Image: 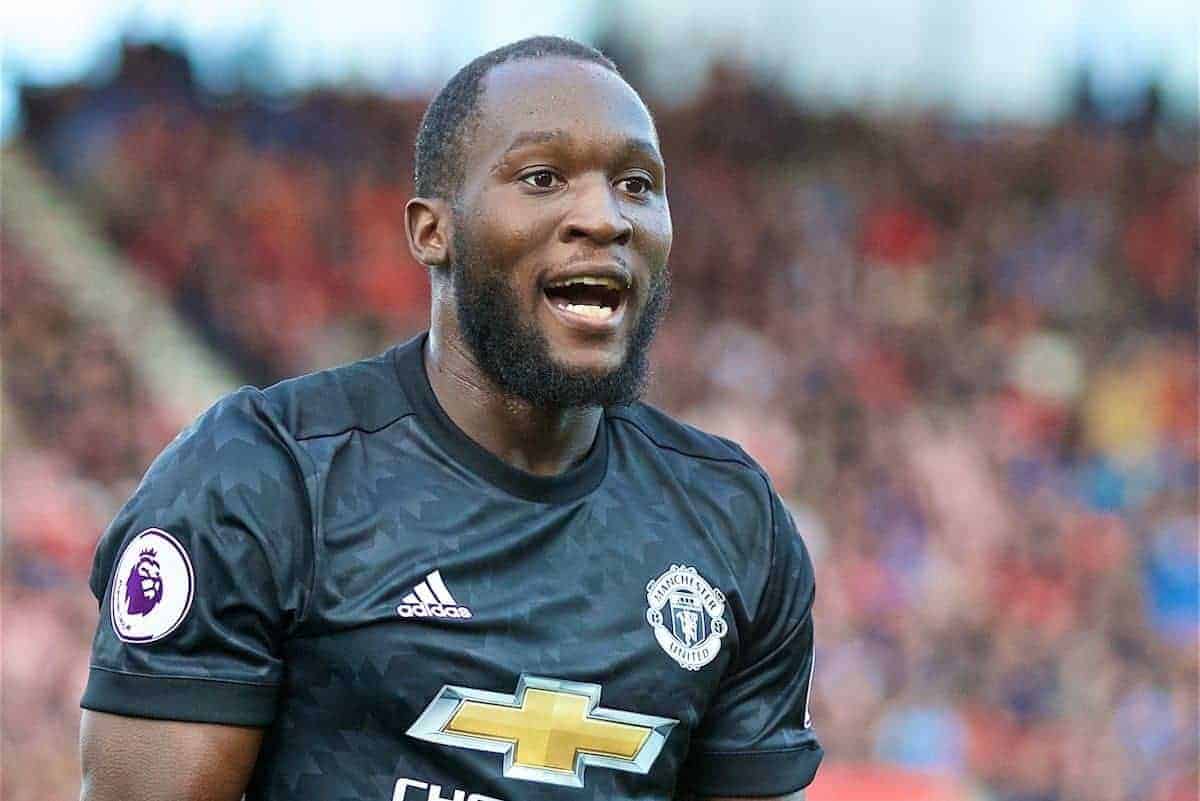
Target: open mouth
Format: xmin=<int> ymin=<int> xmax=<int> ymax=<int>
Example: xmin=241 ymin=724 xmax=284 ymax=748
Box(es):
xmin=543 ymin=275 xmax=627 ymax=324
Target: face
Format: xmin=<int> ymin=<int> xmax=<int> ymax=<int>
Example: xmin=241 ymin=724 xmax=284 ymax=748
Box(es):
xmin=449 ymin=57 xmax=673 ymax=408
xmin=138 ymin=559 xmax=161 ymax=593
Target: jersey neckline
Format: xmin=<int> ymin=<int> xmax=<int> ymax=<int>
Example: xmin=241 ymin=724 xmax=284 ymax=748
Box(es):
xmin=393 ymin=332 xmax=609 ymax=505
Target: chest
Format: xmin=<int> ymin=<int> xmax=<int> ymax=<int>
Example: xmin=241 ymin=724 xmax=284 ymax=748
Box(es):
xmin=311 ymin=479 xmax=740 ymax=698
xmin=282 ymin=459 xmax=750 ymax=785
xmin=270 ymin=433 xmax=771 ymax=797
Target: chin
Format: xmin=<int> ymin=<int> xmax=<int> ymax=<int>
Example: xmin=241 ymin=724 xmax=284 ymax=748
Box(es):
xmin=544 ymin=335 xmax=628 ymax=376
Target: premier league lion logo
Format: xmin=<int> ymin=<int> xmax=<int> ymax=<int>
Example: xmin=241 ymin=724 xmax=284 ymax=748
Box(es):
xmin=125 ymin=548 xmax=164 ymax=615
xmin=111 ymin=528 xmax=194 ymax=644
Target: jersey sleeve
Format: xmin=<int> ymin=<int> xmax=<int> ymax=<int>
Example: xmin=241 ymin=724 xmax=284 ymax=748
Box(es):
xmin=80 ymin=387 xmax=312 ymax=727
xmin=678 ymin=490 xmax=823 ymax=797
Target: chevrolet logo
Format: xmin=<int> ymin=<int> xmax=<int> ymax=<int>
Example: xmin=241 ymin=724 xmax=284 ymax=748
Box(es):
xmin=407 ymin=675 xmax=678 ymax=787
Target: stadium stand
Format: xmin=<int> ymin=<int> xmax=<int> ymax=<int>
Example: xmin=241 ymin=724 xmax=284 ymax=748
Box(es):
xmin=4 ymin=42 xmax=1197 ymax=801
xmin=4 ymin=149 xmax=241 ymax=423
xmin=2 ymin=236 xmax=184 ymax=801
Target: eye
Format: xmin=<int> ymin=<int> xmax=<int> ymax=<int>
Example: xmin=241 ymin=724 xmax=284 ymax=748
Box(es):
xmin=617 ymin=175 xmax=653 ymax=196
xmin=519 ymin=169 xmax=563 ymax=190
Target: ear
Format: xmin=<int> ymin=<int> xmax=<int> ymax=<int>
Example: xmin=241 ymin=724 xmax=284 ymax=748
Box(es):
xmin=405 ymin=196 xmax=453 ymax=268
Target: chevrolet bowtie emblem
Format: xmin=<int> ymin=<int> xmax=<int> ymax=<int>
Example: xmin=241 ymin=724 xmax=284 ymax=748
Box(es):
xmin=407 ymin=675 xmax=678 ymax=787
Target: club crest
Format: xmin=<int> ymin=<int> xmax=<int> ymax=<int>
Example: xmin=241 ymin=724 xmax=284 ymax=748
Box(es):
xmin=110 ymin=528 xmax=194 ymax=644
xmin=645 ymin=565 xmax=727 ymax=671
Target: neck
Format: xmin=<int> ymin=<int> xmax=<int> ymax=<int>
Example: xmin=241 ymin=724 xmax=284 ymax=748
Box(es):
xmin=424 ymin=327 xmax=602 ymax=478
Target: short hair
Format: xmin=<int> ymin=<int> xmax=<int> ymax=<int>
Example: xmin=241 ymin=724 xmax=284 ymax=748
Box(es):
xmin=414 ymin=36 xmax=620 ymax=202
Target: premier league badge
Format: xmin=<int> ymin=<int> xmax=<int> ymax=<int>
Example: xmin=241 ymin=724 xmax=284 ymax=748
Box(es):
xmin=645 ymin=565 xmax=728 ymax=671
xmin=110 ymin=528 xmax=194 ymax=644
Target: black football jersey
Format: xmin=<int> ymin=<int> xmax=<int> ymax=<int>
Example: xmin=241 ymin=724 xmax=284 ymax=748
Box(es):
xmin=82 ymin=333 xmax=822 ymax=800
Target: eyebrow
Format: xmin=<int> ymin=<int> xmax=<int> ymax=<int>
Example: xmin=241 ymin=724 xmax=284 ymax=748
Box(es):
xmin=501 ymin=129 xmax=568 ymax=156
xmin=498 ymin=129 xmax=664 ymax=166
xmin=617 ymin=137 xmax=665 ymax=165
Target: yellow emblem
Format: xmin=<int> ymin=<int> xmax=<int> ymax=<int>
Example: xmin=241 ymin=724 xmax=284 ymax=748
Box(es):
xmin=407 ymin=675 xmax=677 ymax=787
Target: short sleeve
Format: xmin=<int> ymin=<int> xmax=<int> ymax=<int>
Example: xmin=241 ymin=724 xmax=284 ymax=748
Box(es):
xmin=679 ymin=491 xmax=823 ymax=796
xmin=80 ymin=387 xmax=312 ymax=727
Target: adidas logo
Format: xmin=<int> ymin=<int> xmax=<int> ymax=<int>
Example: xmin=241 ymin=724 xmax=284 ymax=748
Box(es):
xmin=396 ymin=570 xmax=472 ymax=619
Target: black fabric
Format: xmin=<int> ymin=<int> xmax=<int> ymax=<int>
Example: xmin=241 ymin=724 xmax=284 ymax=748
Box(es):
xmin=677 ymin=743 xmax=824 ymax=796
xmin=81 ymin=667 xmax=279 ymax=726
xmin=676 ymin=495 xmax=822 ymax=796
xmin=82 ymin=334 xmax=822 ymax=799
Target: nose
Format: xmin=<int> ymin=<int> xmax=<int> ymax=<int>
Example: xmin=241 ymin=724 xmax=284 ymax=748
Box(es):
xmin=559 ymin=175 xmax=632 ymax=247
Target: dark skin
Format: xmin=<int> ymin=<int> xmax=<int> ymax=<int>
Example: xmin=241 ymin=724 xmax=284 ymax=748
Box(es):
xmin=80 ymin=58 xmax=803 ymax=801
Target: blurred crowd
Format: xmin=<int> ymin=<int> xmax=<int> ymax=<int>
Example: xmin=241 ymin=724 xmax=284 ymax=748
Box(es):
xmin=2 ymin=238 xmax=179 ymax=796
xmin=5 ymin=43 xmax=1198 ymax=801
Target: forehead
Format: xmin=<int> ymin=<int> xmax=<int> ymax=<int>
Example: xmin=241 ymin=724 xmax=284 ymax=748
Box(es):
xmin=469 ymin=57 xmax=659 ymax=164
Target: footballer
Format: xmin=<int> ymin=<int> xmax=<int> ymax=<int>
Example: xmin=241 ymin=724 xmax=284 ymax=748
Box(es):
xmin=80 ymin=36 xmax=822 ymax=800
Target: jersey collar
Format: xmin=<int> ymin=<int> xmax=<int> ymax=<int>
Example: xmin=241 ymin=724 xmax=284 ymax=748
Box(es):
xmin=395 ymin=333 xmax=609 ymax=505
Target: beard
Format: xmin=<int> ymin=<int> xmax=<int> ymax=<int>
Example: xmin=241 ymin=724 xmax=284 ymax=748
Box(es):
xmin=451 ymin=230 xmax=670 ymax=410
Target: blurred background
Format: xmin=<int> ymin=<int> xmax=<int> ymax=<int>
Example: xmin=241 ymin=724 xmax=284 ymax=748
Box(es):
xmin=1 ymin=2 xmax=1197 ymax=800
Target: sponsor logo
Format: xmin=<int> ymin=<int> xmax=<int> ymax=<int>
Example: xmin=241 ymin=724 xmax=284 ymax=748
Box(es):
xmin=407 ymin=675 xmax=677 ymax=788
xmin=397 ymin=570 xmax=472 ymax=619
xmin=645 ymin=564 xmax=728 ymax=670
xmin=392 ymin=778 xmax=504 ymax=801
xmin=395 ymin=602 xmax=472 ymax=619
xmin=110 ymin=528 xmax=194 ymax=644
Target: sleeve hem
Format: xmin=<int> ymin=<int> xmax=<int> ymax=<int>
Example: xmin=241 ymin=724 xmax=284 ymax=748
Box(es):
xmin=678 ymin=743 xmax=823 ymax=796
xmin=80 ymin=666 xmax=278 ymax=726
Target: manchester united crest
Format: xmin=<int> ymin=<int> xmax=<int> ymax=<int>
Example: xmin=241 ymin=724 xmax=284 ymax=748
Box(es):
xmin=645 ymin=564 xmax=728 ymax=671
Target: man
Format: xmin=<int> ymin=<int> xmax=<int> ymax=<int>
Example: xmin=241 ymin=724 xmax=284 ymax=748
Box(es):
xmin=80 ymin=36 xmax=822 ymax=801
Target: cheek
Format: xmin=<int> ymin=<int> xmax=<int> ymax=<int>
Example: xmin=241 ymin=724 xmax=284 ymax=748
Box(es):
xmin=638 ymin=207 xmax=673 ymax=267
xmin=463 ymin=202 xmax=557 ymax=305
xmin=465 ymin=194 xmax=553 ymax=264
xmin=479 ymin=222 xmax=535 ymax=259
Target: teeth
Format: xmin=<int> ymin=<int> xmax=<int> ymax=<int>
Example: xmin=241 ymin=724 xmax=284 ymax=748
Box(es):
xmin=550 ymin=276 xmax=624 ymax=290
xmin=564 ymin=303 xmax=615 ymax=319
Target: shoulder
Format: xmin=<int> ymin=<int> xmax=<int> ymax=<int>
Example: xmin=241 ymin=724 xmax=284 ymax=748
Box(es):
xmin=606 ymin=401 xmax=777 ymax=537
xmin=129 ymin=385 xmax=311 ymax=533
xmin=607 ymin=402 xmax=802 ymax=601
xmin=606 ymin=401 xmax=767 ymax=481
xmin=92 ymin=384 xmax=316 ymax=605
xmin=149 ymin=385 xmax=293 ymax=484
xmin=609 ymin=398 xmax=768 ymax=491
xmin=258 ymin=347 xmax=414 ymax=442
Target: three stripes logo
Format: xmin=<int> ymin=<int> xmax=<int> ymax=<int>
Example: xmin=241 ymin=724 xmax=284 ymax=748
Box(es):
xmin=397 ymin=570 xmax=473 ymax=620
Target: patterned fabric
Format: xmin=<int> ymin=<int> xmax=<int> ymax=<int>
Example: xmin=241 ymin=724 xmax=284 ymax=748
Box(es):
xmin=82 ymin=333 xmax=821 ymax=799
